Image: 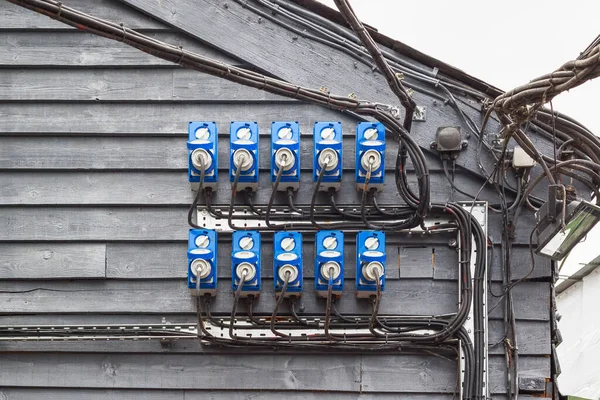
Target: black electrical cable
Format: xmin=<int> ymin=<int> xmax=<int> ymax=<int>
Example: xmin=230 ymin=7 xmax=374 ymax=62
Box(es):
xmin=265 ymin=162 xmax=285 ymax=229
xmin=329 ymin=188 xmax=362 ymax=219
xmin=310 ymin=159 xmax=331 ymax=229
xmin=247 ymin=295 xmax=265 ymax=326
xmin=244 ymin=188 xmax=262 ymax=216
xmin=286 ymin=187 xmax=304 ymax=215
xmin=227 ymin=159 xmax=244 ymax=231
xmin=270 ymin=270 xmax=291 ymax=338
xmin=187 ymin=161 xmax=205 ymax=228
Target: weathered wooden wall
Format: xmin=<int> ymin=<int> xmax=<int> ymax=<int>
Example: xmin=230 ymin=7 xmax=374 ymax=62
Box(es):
xmin=0 ymin=0 xmax=555 ymax=398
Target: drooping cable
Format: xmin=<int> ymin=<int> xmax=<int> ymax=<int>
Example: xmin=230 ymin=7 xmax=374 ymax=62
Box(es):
xmin=187 ymin=161 xmax=205 ymax=228
xmin=270 ymin=270 xmax=291 ymax=338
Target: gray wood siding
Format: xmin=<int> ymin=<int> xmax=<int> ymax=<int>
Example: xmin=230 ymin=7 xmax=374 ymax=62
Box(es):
xmin=0 ymin=0 xmax=555 ymax=398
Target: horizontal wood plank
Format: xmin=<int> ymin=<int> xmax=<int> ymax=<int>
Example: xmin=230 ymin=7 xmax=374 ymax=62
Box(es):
xmin=0 ymin=278 xmax=549 ymax=320
xmin=0 ymin=353 xmax=361 ymax=392
xmin=0 ymin=103 xmax=357 ymax=135
xmin=0 ymin=68 xmax=291 ymax=101
xmin=0 ymin=69 xmax=287 ymax=101
xmin=488 ymin=282 xmax=550 ymax=321
xmin=0 ymin=388 xmax=456 ymax=400
xmin=0 ymin=0 xmax=169 ymax=30
xmin=0 ymin=31 xmax=236 ymax=67
xmin=489 ymin=355 xmax=551 ymax=394
xmin=488 ymin=320 xmax=550 ymax=355
xmin=0 ymin=278 xmax=459 ymax=316
xmin=0 ymin=207 xmax=188 ymax=241
xmin=0 ymin=243 xmax=106 ymax=279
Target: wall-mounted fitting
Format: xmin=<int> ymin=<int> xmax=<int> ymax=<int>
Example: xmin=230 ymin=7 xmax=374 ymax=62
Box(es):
xmin=430 ymin=126 xmax=467 ymax=159
xmin=231 ymin=231 xmax=261 ymax=296
xmin=315 ymin=230 xmax=344 ymax=297
xmin=187 ymin=122 xmax=218 ymax=190
xmin=230 ymin=122 xmax=259 ymax=191
xmin=313 ymin=122 xmax=343 ymax=191
xmin=535 ymin=189 xmax=600 ymax=261
xmin=355 ymin=122 xmax=386 ymax=191
xmin=512 ymin=146 xmax=536 ymax=168
xmin=271 ymin=122 xmax=300 ymax=191
xmin=356 ymin=231 xmax=386 ymax=298
xmin=273 ymin=231 xmax=303 ymax=297
xmin=412 ymin=105 xmax=427 ymax=121
xmin=187 ymin=229 xmax=218 ymax=296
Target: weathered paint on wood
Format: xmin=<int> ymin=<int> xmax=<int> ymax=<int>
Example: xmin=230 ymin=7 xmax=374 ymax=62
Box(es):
xmin=0 ymin=0 xmax=558 ymax=396
xmin=0 ymin=68 xmax=288 ymax=101
xmin=0 ymin=0 xmax=169 ymax=30
xmin=0 ymin=103 xmax=358 ymax=135
xmin=489 ymin=356 xmax=551 ymax=394
xmin=0 ymin=278 xmax=459 ymax=315
xmin=0 ymin=353 xmax=362 ymax=391
xmin=0 ymin=389 xmax=456 ymax=400
xmin=0 ymin=278 xmax=548 ymax=320
xmin=0 ymin=32 xmax=237 ymax=66
xmin=0 ymin=243 xmax=106 ymax=279
xmin=488 ymin=282 xmax=550 ymax=321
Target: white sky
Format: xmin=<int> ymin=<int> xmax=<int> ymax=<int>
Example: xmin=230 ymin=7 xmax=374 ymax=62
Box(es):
xmin=318 ymin=0 xmax=600 ymax=134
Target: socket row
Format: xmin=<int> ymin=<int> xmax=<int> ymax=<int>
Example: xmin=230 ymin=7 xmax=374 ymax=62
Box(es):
xmin=188 ymin=229 xmax=386 ymax=299
xmin=187 ymin=121 xmax=386 ymax=193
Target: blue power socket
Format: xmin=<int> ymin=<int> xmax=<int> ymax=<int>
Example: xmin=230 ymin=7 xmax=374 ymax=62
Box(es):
xmin=271 ymin=122 xmax=300 ymax=191
xmin=355 ymin=122 xmax=386 ymax=191
xmin=187 ymin=229 xmax=218 ymax=296
xmin=273 ymin=231 xmax=303 ymax=297
xmin=231 ymin=231 xmax=261 ymax=297
xmin=313 ymin=122 xmax=342 ymax=191
xmin=356 ymin=231 xmax=386 ymax=298
xmin=230 ymin=122 xmax=259 ymax=191
xmin=314 ymin=230 xmax=344 ymax=297
xmin=187 ymin=122 xmax=218 ymax=191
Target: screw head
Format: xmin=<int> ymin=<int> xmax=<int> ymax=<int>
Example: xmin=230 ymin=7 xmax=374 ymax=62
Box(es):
xmin=320 ymin=127 xmax=335 ymax=140
xmin=322 ymin=236 xmax=337 ymax=250
xmin=195 ymin=235 xmax=210 ymax=248
xmin=281 ymin=237 xmax=295 ymax=251
xmin=236 ymin=127 xmax=252 ymax=140
xmin=448 ymin=239 xmax=458 ymax=248
xmin=364 ymin=237 xmax=379 ymax=250
xmin=363 ymin=128 xmax=378 ymax=141
xmin=195 ymin=127 xmax=210 ymax=140
xmin=239 ymin=236 xmax=254 ymax=250
xmin=278 ymin=127 xmax=293 ymax=140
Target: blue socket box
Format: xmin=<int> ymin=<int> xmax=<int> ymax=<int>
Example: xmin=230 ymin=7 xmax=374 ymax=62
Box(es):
xmin=231 ymin=230 xmax=261 ymax=297
xmin=271 ymin=122 xmax=300 ymax=191
xmin=230 ymin=122 xmax=259 ymax=191
xmin=355 ymin=122 xmax=386 ymax=191
xmin=314 ymin=230 xmax=344 ymax=297
xmin=356 ymin=231 xmax=386 ymax=298
xmin=273 ymin=231 xmax=303 ymax=297
xmin=313 ymin=122 xmax=342 ymax=191
xmin=187 ymin=122 xmax=218 ymax=190
xmin=187 ymin=229 xmax=218 ymax=296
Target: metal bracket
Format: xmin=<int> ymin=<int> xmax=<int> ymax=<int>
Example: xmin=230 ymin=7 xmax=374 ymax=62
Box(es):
xmin=459 ymin=202 xmax=489 ymax=399
xmin=196 ymin=205 xmax=458 ymax=234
